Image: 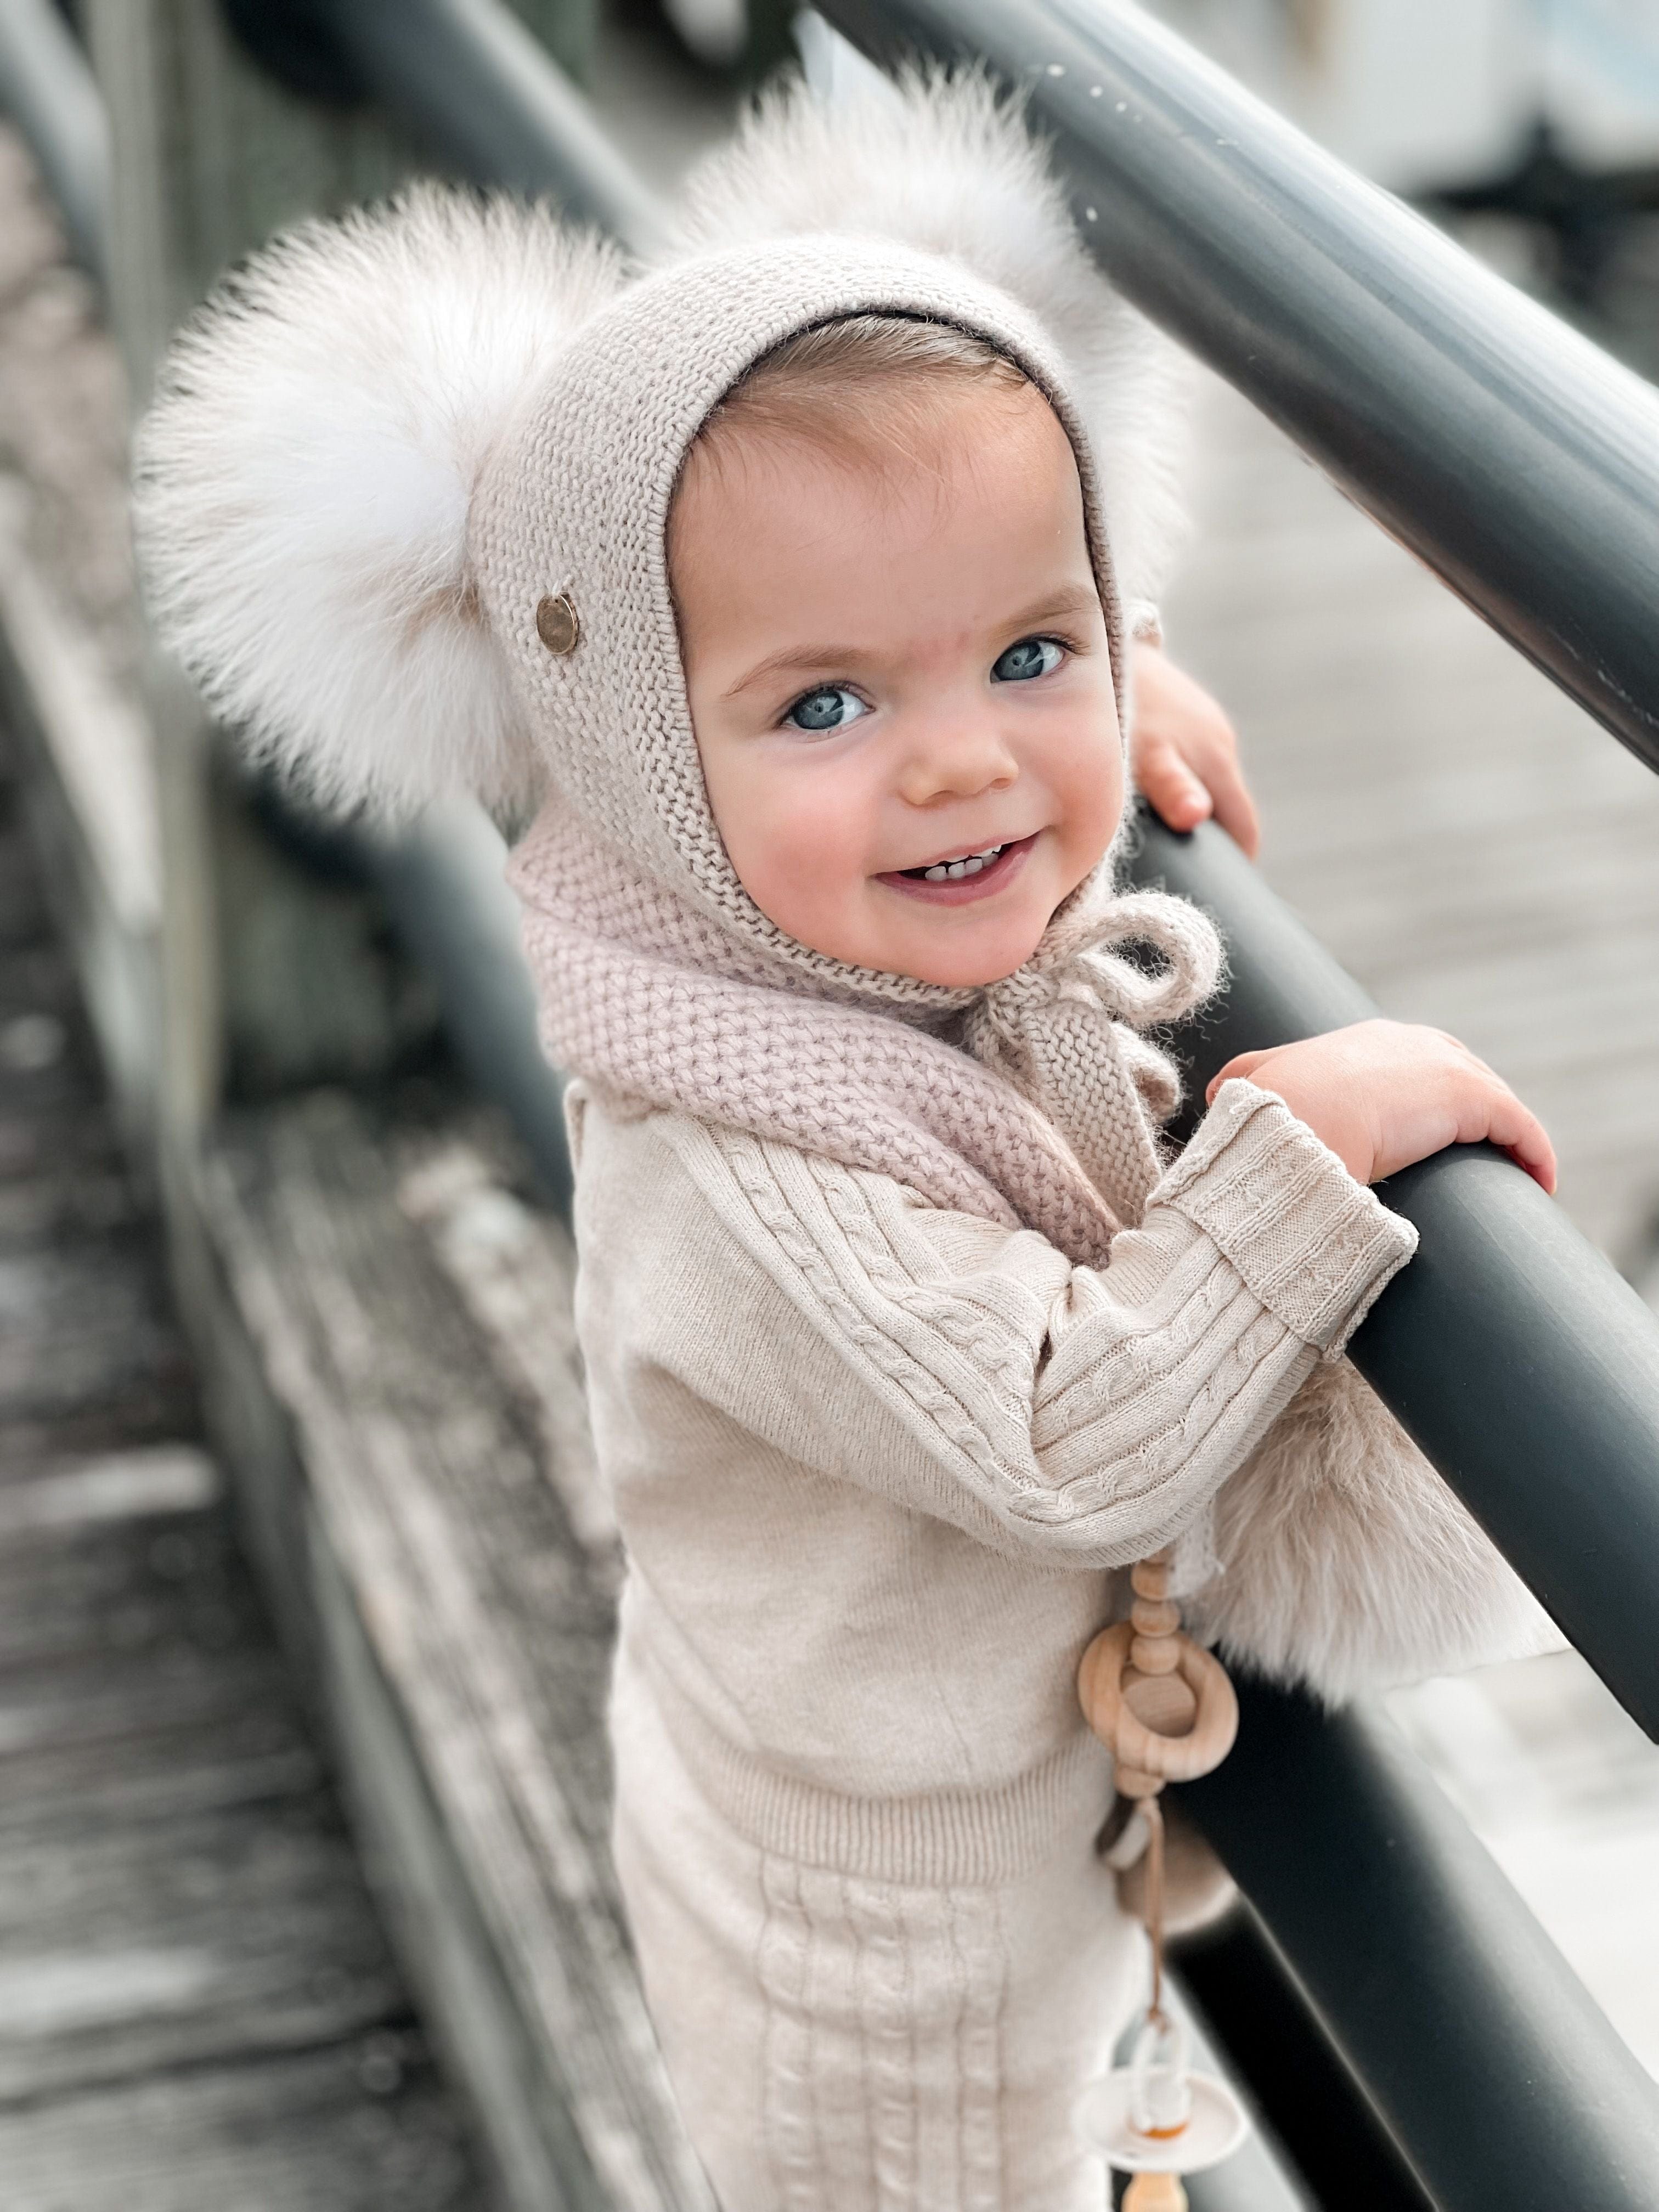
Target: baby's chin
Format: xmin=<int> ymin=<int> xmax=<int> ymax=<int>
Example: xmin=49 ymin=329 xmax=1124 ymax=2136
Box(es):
xmin=816 ymin=908 xmax=1053 ymax=989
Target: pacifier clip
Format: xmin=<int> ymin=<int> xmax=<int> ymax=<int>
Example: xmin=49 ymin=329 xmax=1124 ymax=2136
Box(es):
xmin=1075 ymin=1551 xmax=1251 ymax=2207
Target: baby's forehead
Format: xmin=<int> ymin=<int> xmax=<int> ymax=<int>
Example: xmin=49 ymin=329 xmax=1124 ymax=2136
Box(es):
xmin=668 ymin=387 xmax=1101 ymax=669
xmin=673 ymin=373 xmax=1076 ymax=534
xmin=693 ymin=345 xmax=1059 ymax=470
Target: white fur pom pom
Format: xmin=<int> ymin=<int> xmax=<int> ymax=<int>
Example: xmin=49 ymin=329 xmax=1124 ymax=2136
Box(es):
xmin=135 ymin=187 xmax=627 ymax=823
xmin=1189 ymin=1359 xmax=1562 ymax=1705
xmin=665 ymin=69 xmax=1192 ymax=616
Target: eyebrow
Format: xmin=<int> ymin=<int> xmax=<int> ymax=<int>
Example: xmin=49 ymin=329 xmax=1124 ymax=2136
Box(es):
xmin=721 ymin=644 xmax=867 ymax=701
xmin=720 ymin=583 xmax=1102 ymax=703
xmin=1002 ymin=584 xmax=1101 ymax=634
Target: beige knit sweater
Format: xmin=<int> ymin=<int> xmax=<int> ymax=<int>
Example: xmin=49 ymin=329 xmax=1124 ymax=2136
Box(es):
xmin=577 ymin=1075 xmax=1413 ymax=1838
xmin=575 ymin=1076 xmax=1465 ymax=2210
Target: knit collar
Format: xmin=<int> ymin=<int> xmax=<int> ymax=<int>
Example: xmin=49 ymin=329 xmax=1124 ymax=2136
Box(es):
xmin=509 ymin=806 xmax=1221 ymax=1255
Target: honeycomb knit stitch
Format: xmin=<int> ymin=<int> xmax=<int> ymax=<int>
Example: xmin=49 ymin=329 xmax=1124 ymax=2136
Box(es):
xmin=510 ymin=809 xmax=1224 ymax=1266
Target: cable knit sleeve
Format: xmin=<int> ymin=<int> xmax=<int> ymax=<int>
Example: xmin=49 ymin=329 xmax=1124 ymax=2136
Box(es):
xmin=647 ymin=1079 xmax=1414 ymax=1568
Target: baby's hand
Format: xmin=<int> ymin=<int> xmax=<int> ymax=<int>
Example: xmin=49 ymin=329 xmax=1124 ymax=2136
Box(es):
xmin=1207 ymin=1020 xmax=1558 ymax=1193
xmin=1130 ymin=641 xmax=1261 ymax=859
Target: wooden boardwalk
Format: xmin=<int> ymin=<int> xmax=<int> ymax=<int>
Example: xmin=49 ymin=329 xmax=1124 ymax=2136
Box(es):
xmin=0 ymin=720 xmax=491 ymax=2210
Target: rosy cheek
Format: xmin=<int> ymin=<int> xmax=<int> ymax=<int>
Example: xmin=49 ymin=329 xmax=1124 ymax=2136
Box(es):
xmin=731 ymin=773 xmax=854 ymax=934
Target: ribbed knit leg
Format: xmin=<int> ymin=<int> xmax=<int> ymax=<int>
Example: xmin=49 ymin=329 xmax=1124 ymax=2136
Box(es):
xmin=612 ymin=1670 xmax=1138 ymax=2212
xmin=755 ymin=1861 xmax=1008 ymax=2210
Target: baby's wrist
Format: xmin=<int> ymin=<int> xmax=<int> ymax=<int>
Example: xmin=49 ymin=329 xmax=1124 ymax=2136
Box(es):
xmin=1229 ymin=1074 xmax=1374 ymax=1187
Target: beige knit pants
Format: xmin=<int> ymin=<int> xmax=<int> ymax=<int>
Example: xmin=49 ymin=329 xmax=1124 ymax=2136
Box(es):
xmin=612 ymin=1659 xmax=1141 ymax=2211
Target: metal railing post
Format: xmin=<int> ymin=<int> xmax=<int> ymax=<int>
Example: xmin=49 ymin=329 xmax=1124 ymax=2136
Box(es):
xmin=1131 ymin=812 xmax=1659 ymax=1742
xmin=816 ymin=0 xmax=1659 ymax=778
xmin=0 ymin=0 xmax=110 ymax=286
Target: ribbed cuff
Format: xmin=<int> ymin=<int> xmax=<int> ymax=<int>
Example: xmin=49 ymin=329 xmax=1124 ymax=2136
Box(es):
xmin=635 ymin=1652 xmax=1114 ymax=1887
xmin=1154 ymin=1078 xmax=1417 ymax=1356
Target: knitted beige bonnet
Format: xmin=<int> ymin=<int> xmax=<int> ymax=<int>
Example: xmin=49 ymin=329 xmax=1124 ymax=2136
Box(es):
xmin=136 ymin=72 xmax=1188 ymax=844
xmin=470 ymin=231 xmax=1128 ymax=997
xmin=136 ymin=72 xmax=1220 ymax=1255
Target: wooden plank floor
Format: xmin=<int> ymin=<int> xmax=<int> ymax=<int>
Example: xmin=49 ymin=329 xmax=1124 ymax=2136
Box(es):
xmin=0 ymin=721 xmax=492 ymax=2210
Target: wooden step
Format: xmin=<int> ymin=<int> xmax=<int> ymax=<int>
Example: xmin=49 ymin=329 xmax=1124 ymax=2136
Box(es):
xmin=195 ymin=1088 xmax=713 ymax=2212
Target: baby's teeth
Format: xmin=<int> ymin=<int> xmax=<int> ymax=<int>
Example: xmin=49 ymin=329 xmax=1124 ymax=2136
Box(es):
xmin=918 ymin=844 xmax=1003 ymax=882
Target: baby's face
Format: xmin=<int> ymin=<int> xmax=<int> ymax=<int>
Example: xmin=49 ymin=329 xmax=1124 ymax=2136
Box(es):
xmin=672 ymin=383 xmax=1122 ymax=987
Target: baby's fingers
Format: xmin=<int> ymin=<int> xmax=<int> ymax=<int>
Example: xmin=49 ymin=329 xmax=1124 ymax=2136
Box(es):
xmin=1136 ymin=731 xmax=1214 ymax=836
xmin=1206 ymin=1048 xmax=1276 ymax=1103
xmin=1190 ymin=738 xmax=1262 ymax=860
xmin=1477 ymin=1085 xmax=1559 ymax=1195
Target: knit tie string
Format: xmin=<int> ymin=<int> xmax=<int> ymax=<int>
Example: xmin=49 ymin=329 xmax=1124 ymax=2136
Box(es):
xmin=964 ymin=889 xmax=1224 ymax=1228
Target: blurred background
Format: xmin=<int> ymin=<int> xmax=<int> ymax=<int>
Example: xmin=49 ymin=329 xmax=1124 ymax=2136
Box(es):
xmin=2 ymin=2 xmax=1657 ymax=2204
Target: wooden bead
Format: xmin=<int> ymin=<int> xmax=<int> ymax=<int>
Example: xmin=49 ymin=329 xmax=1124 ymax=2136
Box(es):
xmin=1124 ymin=1669 xmax=1199 ymax=1736
xmin=1114 ymin=1765 xmax=1164 ymax=1798
xmin=1131 ymin=1596 xmax=1182 ymax=1639
xmin=1130 ymin=1633 xmax=1181 ymax=1676
xmin=1077 ymin=1622 xmax=1239 ymax=1785
xmin=1124 ymin=2173 xmax=1187 ymax=2211
xmin=1131 ymin=1559 xmax=1170 ymax=1601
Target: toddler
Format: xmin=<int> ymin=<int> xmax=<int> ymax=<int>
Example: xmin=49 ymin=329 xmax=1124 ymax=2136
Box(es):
xmin=137 ymin=74 xmax=1555 ymax=2211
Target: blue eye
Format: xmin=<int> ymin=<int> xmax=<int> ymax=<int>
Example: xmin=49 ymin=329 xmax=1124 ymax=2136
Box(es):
xmin=785 ymin=685 xmax=867 ymax=733
xmin=992 ymin=636 xmax=1064 ymax=683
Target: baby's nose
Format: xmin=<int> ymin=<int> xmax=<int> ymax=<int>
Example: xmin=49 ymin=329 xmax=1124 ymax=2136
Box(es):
xmin=895 ymin=712 xmax=1019 ymax=805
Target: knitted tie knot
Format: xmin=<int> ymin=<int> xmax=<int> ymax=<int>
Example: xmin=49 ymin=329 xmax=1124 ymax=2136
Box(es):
xmin=969 ymin=889 xmax=1224 ymax=1093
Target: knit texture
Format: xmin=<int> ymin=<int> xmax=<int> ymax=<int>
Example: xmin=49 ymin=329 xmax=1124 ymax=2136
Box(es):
xmin=611 ymin=1635 xmax=1136 ymax=2212
xmin=473 ymin=232 xmax=1140 ymax=981
xmin=573 ymin=1086 xmax=1545 ymax=2210
xmin=571 ymin=1081 xmax=1425 ymax=1839
xmin=510 ymin=810 xmax=1223 ymax=1264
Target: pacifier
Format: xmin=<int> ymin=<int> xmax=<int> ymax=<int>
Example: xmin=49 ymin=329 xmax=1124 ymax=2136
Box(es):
xmin=1076 ymin=2005 xmax=1249 ymax=2208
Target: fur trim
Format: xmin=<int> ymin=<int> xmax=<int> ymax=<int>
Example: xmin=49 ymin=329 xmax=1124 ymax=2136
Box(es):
xmin=663 ymin=69 xmax=1192 ymax=618
xmin=1188 ymin=1358 xmax=1561 ymax=1704
xmin=134 ymin=187 xmax=627 ymax=821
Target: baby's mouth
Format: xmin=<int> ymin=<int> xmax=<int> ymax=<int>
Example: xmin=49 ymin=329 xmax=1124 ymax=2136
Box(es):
xmin=878 ymin=832 xmax=1036 ymax=902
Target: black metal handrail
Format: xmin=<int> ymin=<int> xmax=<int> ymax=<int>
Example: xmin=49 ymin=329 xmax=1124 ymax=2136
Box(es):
xmin=10 ymin=2 xmax=1659 ymax=2203
xmin=0 ymin=0 xmax=109 ymax=285
xmin=1132 ymin=816 xmax=1659 ymax=1743
xmin=822 ymin=0 xmax=1659 ymax=781
xmin=1184 ymin=1675 xmax=1659 ymax=2211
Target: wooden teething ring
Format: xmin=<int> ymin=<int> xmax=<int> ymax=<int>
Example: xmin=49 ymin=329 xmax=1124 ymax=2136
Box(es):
xmin=1077 ymin=1620 xmax=1238 ymax=1789
xmin=1077 ymin=1551 xmax=1238 ymax=1794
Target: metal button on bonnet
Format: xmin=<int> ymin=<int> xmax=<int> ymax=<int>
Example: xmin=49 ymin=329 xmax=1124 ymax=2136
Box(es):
xmin=535 ymin=592 xmax=580 ymax=655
